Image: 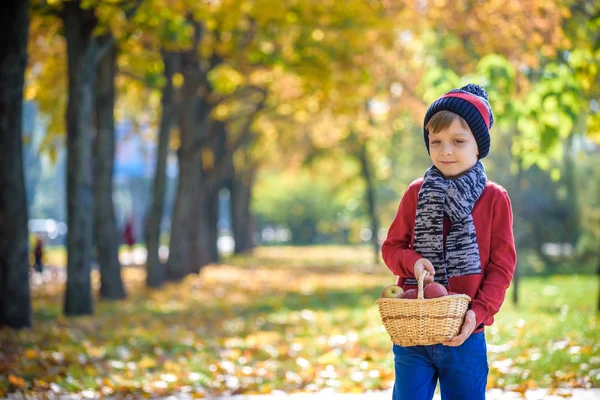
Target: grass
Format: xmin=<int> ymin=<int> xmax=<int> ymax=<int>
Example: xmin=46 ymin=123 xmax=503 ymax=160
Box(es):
xmin=485 ymin=275 xmax=599 ymax=389
xmin=42 ymin=245 xmax=147 ymax=268
xmin=1 ymin=246 xmax=598 ymax=398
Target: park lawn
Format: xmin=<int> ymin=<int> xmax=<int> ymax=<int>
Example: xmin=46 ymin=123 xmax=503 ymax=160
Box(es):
xmin=1 ymin=246 xmax=598 ymax=398
xmin=42 ymin=245 xmax=146 ymax=268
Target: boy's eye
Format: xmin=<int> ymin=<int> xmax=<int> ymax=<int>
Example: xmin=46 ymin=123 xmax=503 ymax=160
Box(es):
xmin=455 ymin=140 xmax=465 ymax=144
xmin=431 ymin=140 xmax=440 ymax=144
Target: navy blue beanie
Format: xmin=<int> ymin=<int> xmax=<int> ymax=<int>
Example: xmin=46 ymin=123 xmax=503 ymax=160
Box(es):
xmin=423 ymin=83 xmax=494 ymax=159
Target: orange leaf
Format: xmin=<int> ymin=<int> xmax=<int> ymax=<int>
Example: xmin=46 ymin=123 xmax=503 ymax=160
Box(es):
xmin=8 ymin=375 xmax=26 ymax=388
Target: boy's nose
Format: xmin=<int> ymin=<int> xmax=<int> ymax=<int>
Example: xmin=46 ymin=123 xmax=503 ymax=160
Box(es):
xmin=441 ymin=143 xmax=453 ymax=154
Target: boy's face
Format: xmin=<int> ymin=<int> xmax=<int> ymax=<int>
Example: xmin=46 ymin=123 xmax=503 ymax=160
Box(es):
xmin=428 ymin=118 xmax=479 ymax=179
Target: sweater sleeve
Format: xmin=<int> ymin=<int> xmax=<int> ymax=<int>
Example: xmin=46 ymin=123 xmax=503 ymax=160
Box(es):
xmin=381 ymin=182 xmax=423 ymax=278
xmin=470 ymin=189 xmax=517 ymax=327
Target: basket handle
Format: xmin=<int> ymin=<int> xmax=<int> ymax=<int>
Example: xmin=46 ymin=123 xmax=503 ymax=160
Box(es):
xmin=417 ymin=270 xmax=428 ymax=300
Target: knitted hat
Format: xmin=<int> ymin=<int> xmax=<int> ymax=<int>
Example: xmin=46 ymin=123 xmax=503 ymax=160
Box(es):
xmin=423 ymin=83 xmax=494 ymax=159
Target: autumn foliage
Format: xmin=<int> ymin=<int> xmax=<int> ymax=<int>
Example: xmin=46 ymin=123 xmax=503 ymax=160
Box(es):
xmin=1 ymin=247 xmax=598 ymax=398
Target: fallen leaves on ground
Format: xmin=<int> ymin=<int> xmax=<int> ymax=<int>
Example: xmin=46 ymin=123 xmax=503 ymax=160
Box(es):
xmin=1 ymin=248 xmax=598 ymax=398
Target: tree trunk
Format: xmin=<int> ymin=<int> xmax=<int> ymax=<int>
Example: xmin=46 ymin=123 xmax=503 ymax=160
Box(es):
xmin=62 ymin=1 xmax=98 ymax=316
xmin=208 ymin=185 xmax=220 ymax=263
xmin=562 ymin=133 xmax=580 ymax=245
xmin=166 ymin=62 xmax=203 ymax=280
xmin=94 ymin=39 xmax=125 ymax=300
xmin=168 ymin=135 xmax=202 ymax=280
xmin=189 ymin=121 xmax=226 ymax=273
xmin=168 ymin=21 xmax=260 ymax=276
xmin=189 ymin=189 xmax=213 ymax=273
xmin=512 ymin=156 xmax=523 ymax=306
xmin=223 ymin=101 xmax=267 ymax=255
xmin=145 ymin=51 xmax=181 ymax=288
xmin=0 ymin=0 xmax=31 ymax=329
xmin=208 ymin=121 xmax=228 ymax=264
xmin=231 ymin=169 xmax=256 ymax=254
xmin=165 ymin=20 xmax=215 ymax=279
xmin=358 ymin=143 xmax=380 ymax=266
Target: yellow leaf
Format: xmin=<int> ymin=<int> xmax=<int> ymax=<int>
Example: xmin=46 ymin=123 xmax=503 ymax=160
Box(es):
xmin=138 ymin=356 xmax=157 ymax=369
xmin=172 ymin=73 xmax=184 ymax=89
xmin=34 ymin=379 xmax=48 ymax=389
xmin=259 ymin=383 xmax=272 ymax=394
xmin=486 ymin=374 xmax=496 ymax=389
xmin=202 ymin=148 xmax=214 ymax=170
xmin=214 ymin=104 xmax=229 ymax=120
xmin=85 ymin=365 xmax=97 ymax=375
xmin=25 ymin=85 xmax=38 ymax=100
xmin=317 ymin=350 xmax=339 ymax=365
xmin=24 ymin=349 xmax=38 ymax=359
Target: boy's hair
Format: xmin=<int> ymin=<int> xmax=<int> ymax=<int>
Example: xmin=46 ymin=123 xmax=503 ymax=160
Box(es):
xmin=425 ymin=110 xmax=469 ymax=135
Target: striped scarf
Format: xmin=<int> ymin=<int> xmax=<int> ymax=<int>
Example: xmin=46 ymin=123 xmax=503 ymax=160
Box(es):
xmin=405 ymin=161 xmax=487 ymax=286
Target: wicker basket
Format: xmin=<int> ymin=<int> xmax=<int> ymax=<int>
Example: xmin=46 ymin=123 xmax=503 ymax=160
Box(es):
xmin=376 ymin=270 xmax=471 ymax=346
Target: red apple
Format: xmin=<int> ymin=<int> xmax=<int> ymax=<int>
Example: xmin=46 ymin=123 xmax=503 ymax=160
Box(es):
xmin=381 ymin=285 xmax=404 ymax=298
xmin=424 ymin=282 xmax=448 ymax=299
xmin=401 ymin=288 xmax=418 ymax=299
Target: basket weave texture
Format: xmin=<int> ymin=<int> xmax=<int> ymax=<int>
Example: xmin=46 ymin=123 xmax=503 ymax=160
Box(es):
xmin=376 ymin=270 xmax=471 ymax=346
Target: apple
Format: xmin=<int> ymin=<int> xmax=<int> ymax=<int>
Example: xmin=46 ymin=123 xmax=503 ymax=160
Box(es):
xmin=381 ymin=285 xmax=404 ymax=298
xmin=424 ymin=282 xmax=448 ymax=299
xmin=401 ymin=288 xmax=418 ymax=299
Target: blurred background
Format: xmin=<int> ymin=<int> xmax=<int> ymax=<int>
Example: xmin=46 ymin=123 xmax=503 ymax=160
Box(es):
xmin=1 ymin=0 xmax=599 ymax=398
xmin=18 ymin=0 xmax=600 ymax=277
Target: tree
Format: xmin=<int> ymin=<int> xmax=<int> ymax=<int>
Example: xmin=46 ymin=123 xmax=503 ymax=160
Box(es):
xmin=166 ymin=19 xmax=207 ymax=279
xmin=101 ymin=0 xmax=398 ymax=277
xmin=61 ymin=0 xmax=101 ymax=315
xmin=144 ymin=50 xmax=182 ymax=288
xmin=28 ymin=0 xmax=115 ymax=314
xmin=47 ymin=0 xmax=142 ymax=312
xmin=561 ymin=0 xmax=600 ymax=310
xmin=194 ymin=96 xmax=267 ymax=263
xmin=339 ymin=127 xmax=382 ymax=265
xmin=230 ymin=162 xmax=257 ymax=254
xmin=91 ymin=0 xmax=147 ymax=299
xmin=29 ymin=0 xmax=143 ymax=299
xmin=0 ymin=0 xmax=32 ymax=329
xmin=60 ymin=0 xmax=140 ymax=314
xmin=95 ymin=37 xmax=126 ymax=299
xmin=109 ymin=2 xmax=193 ymax=288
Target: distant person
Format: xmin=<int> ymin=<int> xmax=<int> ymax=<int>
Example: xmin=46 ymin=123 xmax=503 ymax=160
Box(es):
xmin=123 ymin=217 xmax=135 ymax=252
xmin=33 ymin=236 xmax=44 ymax=273
xmin=381 ymin=84 xmax=517 ymax=399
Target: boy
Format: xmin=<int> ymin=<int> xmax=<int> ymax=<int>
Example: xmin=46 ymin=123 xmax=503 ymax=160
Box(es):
xmin=381 ymin=84 xmax=517 ymax=400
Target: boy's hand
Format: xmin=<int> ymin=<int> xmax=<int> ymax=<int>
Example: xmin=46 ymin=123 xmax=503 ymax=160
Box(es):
xmin=442 ymin=310 xmax=477 ymax=347
xmin=413 ymin=258 xmax=435 ymax=286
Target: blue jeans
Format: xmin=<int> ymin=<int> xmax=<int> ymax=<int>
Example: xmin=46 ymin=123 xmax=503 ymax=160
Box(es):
xmin=392 ymin=332 xmax=488 ymax=400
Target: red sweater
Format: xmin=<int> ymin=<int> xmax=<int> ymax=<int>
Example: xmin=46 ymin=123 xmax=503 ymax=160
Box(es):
xmin=382 ymin=178 xmax=516 ymax=332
